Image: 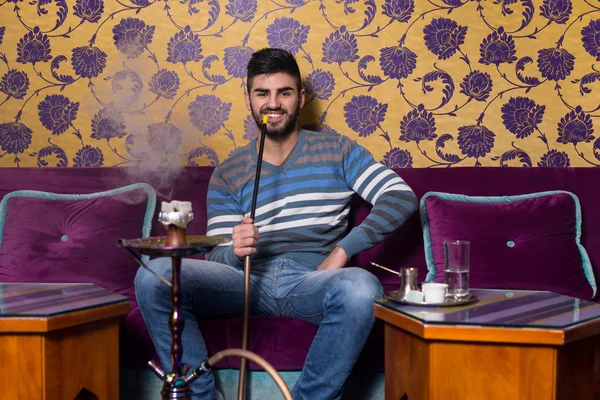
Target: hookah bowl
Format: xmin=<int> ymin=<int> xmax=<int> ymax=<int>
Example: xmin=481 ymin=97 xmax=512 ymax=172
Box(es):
xmin=118 ymin=202 xmax=293 ymax=400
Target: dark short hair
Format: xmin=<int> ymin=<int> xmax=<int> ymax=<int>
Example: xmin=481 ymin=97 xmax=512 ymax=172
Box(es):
xmin=246 ymin=48 xmax=301 ymax=91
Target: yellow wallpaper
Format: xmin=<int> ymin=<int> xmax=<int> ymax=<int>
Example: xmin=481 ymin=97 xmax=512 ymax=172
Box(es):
xmin=0 ymin=0 xmax=599 ymax=168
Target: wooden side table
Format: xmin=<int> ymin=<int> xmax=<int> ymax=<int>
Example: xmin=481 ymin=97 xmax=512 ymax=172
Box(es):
xmin=0 ymin=283 xmax=130 ymax=400
xmin=374 ymin=289 xmax=600 ymax=400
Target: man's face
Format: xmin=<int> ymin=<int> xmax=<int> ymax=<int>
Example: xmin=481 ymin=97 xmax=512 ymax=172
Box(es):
xmin=245 ymin=73 xmax=305 ymax=139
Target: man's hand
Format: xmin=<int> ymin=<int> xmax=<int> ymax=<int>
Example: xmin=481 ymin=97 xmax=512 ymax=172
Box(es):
xmin=232 ymin=216 xmax=259 ymax=260
xmin=317 ymin=246 xmax=349 ymax=270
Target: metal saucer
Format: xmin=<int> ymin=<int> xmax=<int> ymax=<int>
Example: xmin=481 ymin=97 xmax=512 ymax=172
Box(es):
xmin=384 ymin=290 xmax=478 ymax=307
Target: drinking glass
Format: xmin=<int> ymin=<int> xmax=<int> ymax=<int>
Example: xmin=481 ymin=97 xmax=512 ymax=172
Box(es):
xmin=444 ymin=240 xmax=470 ymax=298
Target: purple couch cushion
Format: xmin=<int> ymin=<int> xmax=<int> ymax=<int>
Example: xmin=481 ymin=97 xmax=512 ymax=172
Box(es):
xmin=420 ymin=191 xmax=595 ymax=299
xmin=127 ymin=306 xmax=317 ymax=370
xmin=354 ymin=168 xmax=600 ymax=301
xmin=201 ymin=316 xmax=317 ymax=370
xmin=0 ymin=184 xmax=156 ymax=304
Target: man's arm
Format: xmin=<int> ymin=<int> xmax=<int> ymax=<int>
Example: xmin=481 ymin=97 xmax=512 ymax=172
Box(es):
xmin=205 ymin=168 xmax=245 ymax=267
xmin=335 ymin=139 xmax=419 ymax=260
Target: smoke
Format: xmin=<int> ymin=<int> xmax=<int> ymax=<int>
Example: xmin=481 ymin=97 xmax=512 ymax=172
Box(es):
xmin=119 ymin=162 xmax=186 ymax=203
xmin=73 ymin=47 xmax=190 ymax=205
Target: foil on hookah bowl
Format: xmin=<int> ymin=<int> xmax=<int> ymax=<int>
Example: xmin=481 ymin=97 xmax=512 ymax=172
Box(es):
xmin=158 ymin=209 xmax=194 ymax=230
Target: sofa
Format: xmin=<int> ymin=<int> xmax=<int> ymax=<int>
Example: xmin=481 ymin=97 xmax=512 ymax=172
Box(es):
xmin=1 ymin=166 xmax=599 ymax=399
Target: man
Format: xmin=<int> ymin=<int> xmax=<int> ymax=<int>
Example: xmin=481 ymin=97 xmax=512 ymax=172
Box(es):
xmin=135 ymin=48 xmax=418 ymax=400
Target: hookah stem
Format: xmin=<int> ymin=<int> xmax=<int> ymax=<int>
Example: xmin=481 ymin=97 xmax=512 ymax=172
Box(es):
xmin=238 ymin=115 xmax=268 ymax=400
xmin=170 ymin=254 xmax=184 ymax=377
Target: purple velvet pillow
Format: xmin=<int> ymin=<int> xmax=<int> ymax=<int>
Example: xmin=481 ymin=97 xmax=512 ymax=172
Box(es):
xmin=0 ymin=184 xmax=156 ymax=303
xmin=420 ymin=191 xmax=595 ymax=300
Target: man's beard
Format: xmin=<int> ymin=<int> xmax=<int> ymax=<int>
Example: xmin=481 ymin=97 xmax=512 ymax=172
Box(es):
xmin=251 ymin=104 xmax=300 ymax=140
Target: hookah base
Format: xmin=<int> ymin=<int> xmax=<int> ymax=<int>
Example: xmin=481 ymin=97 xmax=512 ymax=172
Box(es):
xmin=160 ymin=378 xmax=192 ymax=400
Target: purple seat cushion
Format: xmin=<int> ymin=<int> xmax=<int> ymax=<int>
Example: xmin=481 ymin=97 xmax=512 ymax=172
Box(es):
xmin=0 ymin=184 xmax=156 ymax=303
xmin=420 ymin=191 xmax=595 ymax=300
xmin=200 ymin=316 xmax=317 ymax=370
xmin=126 ymin=307 xmax=317 ymax=370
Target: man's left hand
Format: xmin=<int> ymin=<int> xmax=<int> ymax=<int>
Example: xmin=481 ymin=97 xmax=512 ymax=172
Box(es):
xmin=317 ymin=246 xmax=349 ymax=270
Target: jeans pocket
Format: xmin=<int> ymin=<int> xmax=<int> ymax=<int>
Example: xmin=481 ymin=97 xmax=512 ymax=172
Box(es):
xmin=280 ymin=286 xmax=327 ymax=324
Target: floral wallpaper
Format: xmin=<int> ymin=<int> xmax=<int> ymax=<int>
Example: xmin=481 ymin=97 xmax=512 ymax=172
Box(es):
xmin=0 ymin=0 xmax=599 ymax=168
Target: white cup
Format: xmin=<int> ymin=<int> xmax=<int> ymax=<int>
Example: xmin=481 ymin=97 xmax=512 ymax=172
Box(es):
xmin=422 ymin=283 xmax=448 ymax=303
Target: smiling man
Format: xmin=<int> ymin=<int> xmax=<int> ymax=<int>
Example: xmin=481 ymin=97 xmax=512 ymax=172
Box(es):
xmin=135 ymin=48 xmax=418 ymax=400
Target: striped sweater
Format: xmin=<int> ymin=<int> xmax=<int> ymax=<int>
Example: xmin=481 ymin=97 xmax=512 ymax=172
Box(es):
xmin=205 ymin=130 xmax=418 ymax=268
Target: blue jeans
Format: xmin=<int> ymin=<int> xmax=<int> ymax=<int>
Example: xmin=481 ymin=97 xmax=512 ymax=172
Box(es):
xmin=134 ymin=256 xmax=383 ymax=400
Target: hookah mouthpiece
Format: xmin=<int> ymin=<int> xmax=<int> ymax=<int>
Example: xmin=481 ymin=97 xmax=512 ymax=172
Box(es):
xmin=159 ymin=201 xmax=194 ymax=247
xmin=262 ymin=114 xmax=269 ymax=125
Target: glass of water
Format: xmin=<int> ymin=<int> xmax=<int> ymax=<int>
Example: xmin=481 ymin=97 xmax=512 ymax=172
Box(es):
xmin=444 ymin=240 xmax=470 ymax=298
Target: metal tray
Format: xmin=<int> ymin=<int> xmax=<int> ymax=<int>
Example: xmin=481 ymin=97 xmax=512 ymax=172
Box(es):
xmin=384 ymin=290 xmax=478 ymax=307
xmin=117 ymin=235 xmax=228 ymax=257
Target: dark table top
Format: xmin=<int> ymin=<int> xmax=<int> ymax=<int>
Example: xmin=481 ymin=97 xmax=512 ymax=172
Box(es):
xmin=376 ymin=288 xmax=600 ymax=329
xmin=0 ymin=282 xmax=128 ymax=317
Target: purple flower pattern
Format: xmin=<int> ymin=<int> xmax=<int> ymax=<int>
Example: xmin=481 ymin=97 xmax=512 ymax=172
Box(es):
xmin=125 ymin=133 xmax=149 ymax=159
xmin=457 ymin=125 xmax=495 ymax=158
xmin=71 ymin=46 xmax=107 ymax=78
xmin=537 ymin=149 xmax=570 ymax=167
xmin=91 ymin=104 xmax=127 ymax=141
xmin=224 ymin=46 xmax=254 ymax=78
xmin=304 ymin=69 xmax=335 ymax=100
xmin=73 ymin=0 xmax=104 ymax=23
xmin=167 ymin=26 xmax=203 ymax=64
xmin=379 ymin=46 xmax=417 ymax=79
xmin=423 ymin=18 xmax=467 ymax=60
xmin=399 ymin=104 xmax=437 ymax=143
xmin=73 ymin=145 xmax=104 ymax=167
xmin=243 ymin=114 xmax=259 ymax=140
xmin=460 ymin=71 xmax=493 ymax=101
xmin=557 ymin=106 xmax=595 ymax=145
xmin=38 ymin=94 xmax=79 ymax=135
xmin=16 ymin=27 xmax=52 ymax=65
xmin=0 ymin=70 xmax=30 ymax=99
xmin=266 ymin=18 xmax=309 ymax=55
xmin=479 ymin=27 xmax=517 ymax=66
xmin=112 ymin=18 xmax=155 ymax=59
xmin=501 ymin=97 xmax=545 ymax=139
xmin=344 ymin=95 xmax=387 ymax=137
xmin=322 ymin=27 xmax=360 ymax=64
xmin=187 ymin=145 xmax=219 ymax=166
xmin=189 ymin=95 xmax=232 ymax=136
xmin=537 ymin=48 xmax=575 ymax=81
xmin=225 ymin=0 xmax=257 ymax=22
xmin=382 ymin=0 xmax=414 ymax=23
xmin=149 ymin=69 xmax=180 ymax=99
xmin=382 ymin=148 xmax=413 ymax=168
xmin=0 ymin=0 xmax=596 ymax=169
xmin=581 ymin=20 xmax=600 ymax=61
xmin=540 ymin=0 xmax=572 ymax=25
xmin=146 ymin=122 xmax=182 ymax=155
xmin=0 ymin=122 xmax=32 ymax=154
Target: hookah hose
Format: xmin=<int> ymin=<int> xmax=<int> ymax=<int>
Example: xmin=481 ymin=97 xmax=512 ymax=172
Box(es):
xmin=238 ymin=114 xmax=270 ymax=400
xmin=196 ymin=114 xmax=291 ymax=399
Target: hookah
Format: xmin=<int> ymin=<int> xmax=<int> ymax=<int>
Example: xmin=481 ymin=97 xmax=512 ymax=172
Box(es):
xmin=118 ymin=114 xmax=292 ymax=400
